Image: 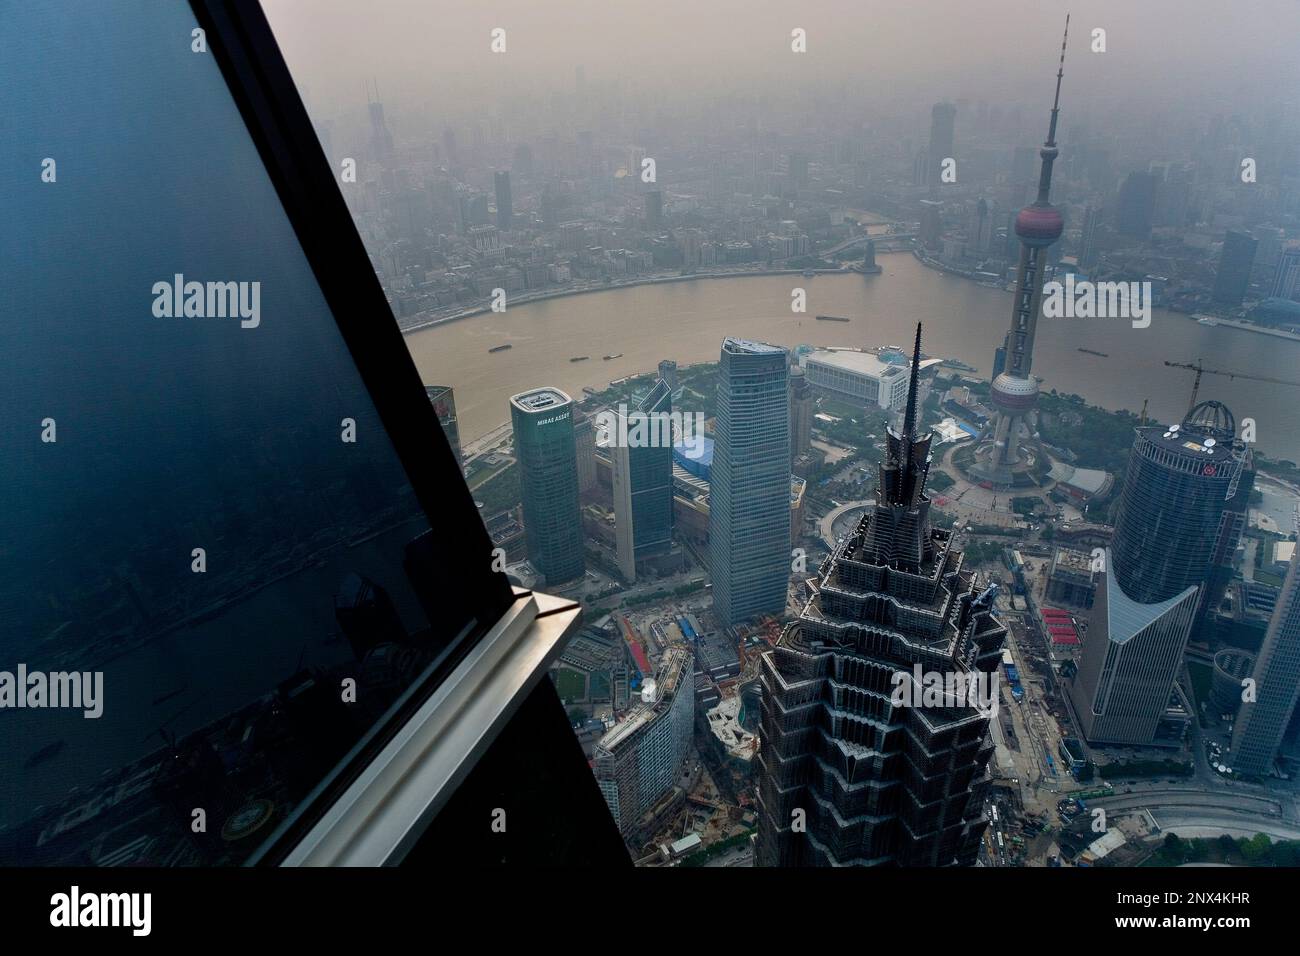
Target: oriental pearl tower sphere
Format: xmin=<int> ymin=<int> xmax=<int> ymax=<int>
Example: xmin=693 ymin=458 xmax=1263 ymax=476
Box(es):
xmin=976 ymin=16 xmax=1070 ymax=486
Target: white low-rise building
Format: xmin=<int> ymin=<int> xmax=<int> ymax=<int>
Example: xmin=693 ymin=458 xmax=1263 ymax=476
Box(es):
xmin=801 ymin=348 xmax=911 ymax=410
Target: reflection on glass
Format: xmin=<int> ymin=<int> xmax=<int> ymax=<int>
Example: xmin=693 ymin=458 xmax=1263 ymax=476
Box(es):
xmin=0 ymin=2 xmax=464 ymax=864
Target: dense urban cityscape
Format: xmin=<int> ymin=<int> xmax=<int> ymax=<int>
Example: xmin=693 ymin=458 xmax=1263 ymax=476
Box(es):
xmin=6 ymin=0 xmax=1300 ymax=903
xmin=257 ymin=2 xmax=1300 ymax=869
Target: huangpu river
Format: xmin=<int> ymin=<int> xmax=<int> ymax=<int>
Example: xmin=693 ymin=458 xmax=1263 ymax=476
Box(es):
xmin=404 ymin=253 xmax=1300 ymax=462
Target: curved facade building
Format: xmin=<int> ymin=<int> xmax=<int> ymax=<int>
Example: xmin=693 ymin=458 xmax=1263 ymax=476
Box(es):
xmin=593 ymin=647 xmax=694 ymax=836
xmin=1211 ymin=648 xmax=1256 ymax=715
xmin=1067 ymin=402 xmax=1244 ymax=747
xmin=1109 ymin=403 xmax=1244 ymax=604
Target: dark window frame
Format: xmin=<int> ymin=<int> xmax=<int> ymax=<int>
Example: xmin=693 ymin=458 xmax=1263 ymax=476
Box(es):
xmin=188 ymin=0 xmax=517 ymax=862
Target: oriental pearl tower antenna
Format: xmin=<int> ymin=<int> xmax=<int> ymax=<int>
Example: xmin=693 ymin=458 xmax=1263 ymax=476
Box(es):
xmin=971 ymin=15 xmax=1070 ymax=487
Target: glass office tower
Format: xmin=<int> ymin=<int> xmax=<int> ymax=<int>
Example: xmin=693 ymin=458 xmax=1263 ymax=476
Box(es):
xmin=610 ymin=379 xmax=675 ymax=583
xmin=1068 ymin=401 xmax=1244 ymax=746
xmin=708 ymin=339 xmax=791 ymax=627
xmin=1231 ymin=549 xmax=1300 ymax=775
xmin=425 ymin=384 xmax=461 ymax=464
xmin=511 ymin=388 xmax=585 ymax=586
xmin=1109 ymin=402 xmax=1245 ymax=605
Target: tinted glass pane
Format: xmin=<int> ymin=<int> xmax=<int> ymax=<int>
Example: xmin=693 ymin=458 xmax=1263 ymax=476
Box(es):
xmin=1 ymin=2 xmax=468 ymax=864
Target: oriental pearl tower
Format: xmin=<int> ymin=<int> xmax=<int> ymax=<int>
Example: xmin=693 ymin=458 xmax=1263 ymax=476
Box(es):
xmin=971 ymin=16 xmax=1070 ymax=486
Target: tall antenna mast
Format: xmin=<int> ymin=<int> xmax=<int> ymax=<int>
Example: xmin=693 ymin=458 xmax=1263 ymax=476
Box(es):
xmin=1046 ymin=14 xmax=1070 ymax=147
xmin=903 ymin=322 xmax=923 ymax=440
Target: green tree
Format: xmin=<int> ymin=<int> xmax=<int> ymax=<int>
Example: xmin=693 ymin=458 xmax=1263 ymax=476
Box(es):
xmin=1272 ymin=841 xmax=1300 ymax=867
xmin=1216 ymin=834 xmax=1238 ymax=861
xmin=1162 ymin=833 xmax=1186 ymax=863
xmin=1241 ymin=833 xmax=1272 ymax=863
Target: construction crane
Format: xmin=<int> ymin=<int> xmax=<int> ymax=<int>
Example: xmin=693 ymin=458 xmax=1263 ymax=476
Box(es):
xmin=1164 ymin=359 xmax=1300 ymax=413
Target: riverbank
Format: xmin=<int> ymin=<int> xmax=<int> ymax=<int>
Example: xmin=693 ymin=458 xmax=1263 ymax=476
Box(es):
xmin=403 ymin=260 xmax=1300 ymax=461
xmin=910 ymin=247 xmax=1300 ymax=346
xmin=397 ymin=265 xmax=861 ymax=336
xmin=1202 ymin=316 xmax=1300 ymax=343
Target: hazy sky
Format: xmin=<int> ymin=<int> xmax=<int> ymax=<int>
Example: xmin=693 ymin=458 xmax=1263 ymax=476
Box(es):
xmin=264 ymin=0 xmax=1299 ymax=124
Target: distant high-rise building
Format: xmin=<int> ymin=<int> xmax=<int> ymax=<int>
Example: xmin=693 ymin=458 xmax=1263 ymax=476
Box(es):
xmin=912 ymin=147 xmax=929 ymax=187
xmin=1079 ymin=204 xmax=1101 ymax=269
xmin=366 ymin=97 xmax=395 ymax=165
xmin=787 ymin=151 xmax=810 ymax=187
xmin=1212 ymin=230 xmax=1258 ymax=306
xmin=1230 ymin=548 xmax=1300 ymax=775
xmin=926 ymin=102 xmax=956 ymax=192
xmin=424 ymin=385 xmax=461 ymax=465
xmin=1271 ymin=242 xmax=1300 ymax=300
xmin=645 ymin=190 xmax=664 ymax=230
xmin=540 ymin=189 xmax=562 ymax=227
xmin=1200 ymin=447 xmax=1254 ymax=628
xmin=970 ymin=23 xmax=1069 ymax=486
xmin=573 ymin=410 xmax=597 ymax=494
xmin=788 ymin=366 xmax=813 ymax=462
xmin=1116 ymin=170 xmax=1158 ymax=241
xmin=862 ymin=236 xmax=880 ymax=272
xmin=510 ymin=388 xmax=585 ymax=585
xmin=970 ymin=198 xmax=992 ymax=253
xmin=657 ymin=359 xmax=678 ymax=392
xmin=1068 ymin=402 xmax=1246 ymax=746
xmin=1250 ymin=226 xmax=1285 ymax=288
xmin=757 ymin=324 xmax=1007 ymax=867
xmin=708 ymin=338 xmax=791 ymax=626
xmin=441 ymin=127 xmax=458 ymax=168
xmin=1153 ymin=162 xmax=1191 ymax=229
xmin=610 ymin=380 xmax=675 ymax=583
xmin=512 ymin=142 xmax=534 ymax=178
xmin=919 ymin=200 xmax=943 ymax=249
xmin=494 ymin=170 xmax=513 ymax=231
xmin=459 ymin=193 xmax=489 ymax=232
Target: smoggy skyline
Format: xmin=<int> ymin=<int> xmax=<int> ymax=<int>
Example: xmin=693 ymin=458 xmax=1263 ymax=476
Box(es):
xmin=265 ymin=0 xmax=1300 ymax=127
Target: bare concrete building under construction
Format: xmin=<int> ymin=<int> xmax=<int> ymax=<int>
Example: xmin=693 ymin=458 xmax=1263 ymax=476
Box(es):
xmin=593 ymin=647 xmax=694 ymax=837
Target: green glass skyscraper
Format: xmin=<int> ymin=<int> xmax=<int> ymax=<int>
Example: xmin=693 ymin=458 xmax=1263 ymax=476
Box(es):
xmin=510 ymin=387 xmax=585 ymax=585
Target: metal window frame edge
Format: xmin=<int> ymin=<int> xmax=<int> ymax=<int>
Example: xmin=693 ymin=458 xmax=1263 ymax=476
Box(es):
xmin=282 ymin=588 xmax=582 ymax=866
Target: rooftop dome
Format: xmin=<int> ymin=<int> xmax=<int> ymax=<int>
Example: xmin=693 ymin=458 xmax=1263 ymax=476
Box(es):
xmin=1183 ymin=400 xmax=1236 ymax=442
